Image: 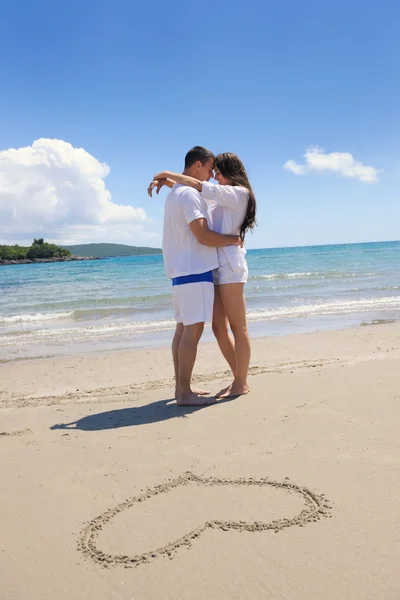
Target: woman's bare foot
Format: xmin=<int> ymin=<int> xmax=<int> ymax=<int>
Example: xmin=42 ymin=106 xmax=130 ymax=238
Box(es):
xmin=175 ymin=387 xmax=210 ymax=399
xmin=176 ymin=393 xmax=216 ymax=406
xmin=215 ymin=382 xmax=250 ymax=399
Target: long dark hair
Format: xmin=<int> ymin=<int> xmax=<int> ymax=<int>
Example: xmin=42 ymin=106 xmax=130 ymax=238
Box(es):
xmin=215 ymin=152 xmax=257 ymax=241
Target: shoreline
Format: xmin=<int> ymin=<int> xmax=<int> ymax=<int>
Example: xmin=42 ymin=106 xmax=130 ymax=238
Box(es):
xmin=0 ymin=252 xmax=164 ymax=266
xmin=1 ymin=321 xmax=398 ymax=401
xmin=0 ymin=256 xmax=103 ymax=266
xmin=1 ymin=311 xmax=398 ymax=364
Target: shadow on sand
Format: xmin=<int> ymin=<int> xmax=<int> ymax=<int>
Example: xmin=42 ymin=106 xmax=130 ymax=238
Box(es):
xmin=50 ymin=395 xmax=237 ymax=432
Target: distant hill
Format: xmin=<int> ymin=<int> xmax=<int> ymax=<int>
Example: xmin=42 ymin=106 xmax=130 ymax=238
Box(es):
xmin=61 ymin=243 xmax=162 ymax=258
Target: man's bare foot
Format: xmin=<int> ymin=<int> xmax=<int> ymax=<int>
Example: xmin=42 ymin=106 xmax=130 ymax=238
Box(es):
xmin=215 ymin=382 xmax=250 ymax=399
xmin=176 ymin=392 xmax=216 ymax=406
xmin=175 ymin=387 xmax=210 ymax=399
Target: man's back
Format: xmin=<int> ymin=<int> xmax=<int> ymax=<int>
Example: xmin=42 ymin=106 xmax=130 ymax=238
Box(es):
xmin=162 ymin=184 xmax=218 ymax=279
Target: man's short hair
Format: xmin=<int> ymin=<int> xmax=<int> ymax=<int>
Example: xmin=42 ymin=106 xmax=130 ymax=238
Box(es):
xmin=184 ymin=146 xmax=215 ymax=169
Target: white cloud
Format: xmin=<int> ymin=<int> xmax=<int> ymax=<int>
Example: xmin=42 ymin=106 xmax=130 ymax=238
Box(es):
xmin=284 ymin=146 xmax=379 ymax=183
xmin=0 ymin=138 xmax=154 ymax=245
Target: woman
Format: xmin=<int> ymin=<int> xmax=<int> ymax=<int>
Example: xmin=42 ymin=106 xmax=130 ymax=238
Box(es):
xmin=150 ymin=152 xmax=256 ymax=398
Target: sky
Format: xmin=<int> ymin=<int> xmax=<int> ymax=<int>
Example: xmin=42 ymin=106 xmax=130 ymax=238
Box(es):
xmin=1 ymin=0 xmax=399 ymax=250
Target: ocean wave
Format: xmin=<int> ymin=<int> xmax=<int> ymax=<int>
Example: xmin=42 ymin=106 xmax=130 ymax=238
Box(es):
xmin=246 ymin=296 xmax=400 ymax=321
xmin=253 ymin=272 xmax=314 ymax=280
xmin=250 ymin=271 xmax=378 ymax=281
xmin=1 ymin=296 xmax=399 ymax=347
xmin=0 ymin=311 xmax=74 ymax=324
xmin=0 ymin=318 xmax=177 ymax=345
xmin=70 ymin=306 xmax=170 ymax=320
xmin=0 ymin=303 xmax=172 ymax=325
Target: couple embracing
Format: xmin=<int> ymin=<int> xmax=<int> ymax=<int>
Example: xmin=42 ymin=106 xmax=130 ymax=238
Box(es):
xmin=148 ymin=146 xmax=256 ymax=406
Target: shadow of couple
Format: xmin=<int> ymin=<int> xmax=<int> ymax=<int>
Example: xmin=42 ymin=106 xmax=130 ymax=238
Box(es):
xmin=50 ymin=395 xmax=237 ymax=432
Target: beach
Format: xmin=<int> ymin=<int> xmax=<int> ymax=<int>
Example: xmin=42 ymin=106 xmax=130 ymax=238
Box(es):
xmin=1 ymin=322 xmax=399 ymax=599
xmin=2 ymin=1 xmax=400 ymax=597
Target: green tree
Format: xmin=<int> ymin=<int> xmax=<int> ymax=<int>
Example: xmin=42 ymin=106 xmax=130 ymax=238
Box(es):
xmin=1 ymin=240 xmax=71 ymax=261
xmin=0 ymin=245 xmax=29 ymax=260
xmin=27 ymin=242 xmax=69 ymax=259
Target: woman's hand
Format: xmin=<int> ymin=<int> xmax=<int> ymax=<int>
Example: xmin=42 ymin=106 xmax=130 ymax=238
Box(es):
xmin=147 ymin=178 xmax=164 ymax=197
xmin=147 ymin=177 xmax=174 ymax=197
xmin=234 ymin=235 xmax=244 ymax=247
xmin=153 ymin=171 xmax=171 ymax=181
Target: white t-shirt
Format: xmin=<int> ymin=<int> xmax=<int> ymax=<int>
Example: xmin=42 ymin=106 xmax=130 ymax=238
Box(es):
xmin=201 ymin=182 xmax=249 ymax=271
xmin=162 ymin=184 xmax=219 ymax=279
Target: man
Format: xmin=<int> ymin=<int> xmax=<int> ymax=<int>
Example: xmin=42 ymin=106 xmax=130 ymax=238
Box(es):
xmin=149 ymin=146 xmax=241 ymax=406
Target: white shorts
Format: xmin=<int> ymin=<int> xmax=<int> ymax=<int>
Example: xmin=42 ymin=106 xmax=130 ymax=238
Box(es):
xmin=172 ymin=281 xmax=214 ymax=326
xmin=213 ymin=257 xmax=248 ymax=285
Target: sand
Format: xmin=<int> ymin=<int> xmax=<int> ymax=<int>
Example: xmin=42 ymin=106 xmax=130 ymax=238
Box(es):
xmin=0 ymin=323 xmax=399 ymax=600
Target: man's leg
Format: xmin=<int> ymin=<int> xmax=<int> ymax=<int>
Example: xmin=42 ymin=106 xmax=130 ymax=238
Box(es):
xmin=172 ymin=323 xmax=184 ymax=397
xmin=176 ymin=322 xmax=215 ymax=406
xmin=172 ymin=323 xmax=210 ymax=399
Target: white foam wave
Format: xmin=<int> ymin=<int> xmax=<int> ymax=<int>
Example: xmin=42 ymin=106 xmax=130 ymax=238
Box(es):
xmin=1 ymin=297 xmax=399 ymax=349
xmin=253 ymin=272 xmax=314 ymax=280
xmin=251 ymin=271 xmax=376 ymax=281
xmin=0 ymin=319 xmax=176 ymax=345
xmin=247 ymin=296 xmax=400 ymax=321
xmin=0 ymin=311 xmax=73 ymax=324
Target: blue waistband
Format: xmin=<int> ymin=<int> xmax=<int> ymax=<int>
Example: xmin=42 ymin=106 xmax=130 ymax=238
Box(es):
xmin=172 ymin=270 xmax=214 ymax=286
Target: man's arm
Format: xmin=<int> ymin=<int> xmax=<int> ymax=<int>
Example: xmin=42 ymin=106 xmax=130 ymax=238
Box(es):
xmin=189 ymin=219 xmax=241 ymax=248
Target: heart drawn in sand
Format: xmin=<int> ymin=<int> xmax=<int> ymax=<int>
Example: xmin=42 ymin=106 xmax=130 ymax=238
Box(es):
xmin=78 ymin=472 xmax=332 ymax=568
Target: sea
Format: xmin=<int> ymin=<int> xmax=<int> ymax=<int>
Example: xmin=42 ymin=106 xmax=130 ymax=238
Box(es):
xmin=0 ymin=241 xmax=399 ymax=362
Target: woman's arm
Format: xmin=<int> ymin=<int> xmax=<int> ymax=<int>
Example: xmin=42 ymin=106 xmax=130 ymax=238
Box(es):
xmin=152 ymin=172 xmax=249 ymax=212
xmin=147 ymin=177 xmax=175 ymax=197
xmin=201 ymin=181 xmax=249 ymax=211
xmin=153 ymin=171 xmax=202 ymax=192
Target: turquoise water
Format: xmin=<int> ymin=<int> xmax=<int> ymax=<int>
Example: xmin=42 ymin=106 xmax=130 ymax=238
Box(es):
xmin=1 ymin=241 xmax=399 ymax=361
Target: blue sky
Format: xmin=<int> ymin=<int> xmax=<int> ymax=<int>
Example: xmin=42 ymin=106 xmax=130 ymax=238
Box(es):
xmin=1 ymin=0 xmax=399 ymax=249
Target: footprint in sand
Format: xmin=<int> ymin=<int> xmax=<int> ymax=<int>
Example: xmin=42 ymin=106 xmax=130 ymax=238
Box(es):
xmin=78 ymin=472 xmax=332 ymax=568
xmin=0 ymin=428 xmax=32 ymax=438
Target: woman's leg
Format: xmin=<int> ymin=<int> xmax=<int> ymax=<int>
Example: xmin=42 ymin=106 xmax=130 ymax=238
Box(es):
xmin=212 ymin=285 xmax=236 ymax=375
xmin=216 ymin=283 xmax=250 ymax=398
